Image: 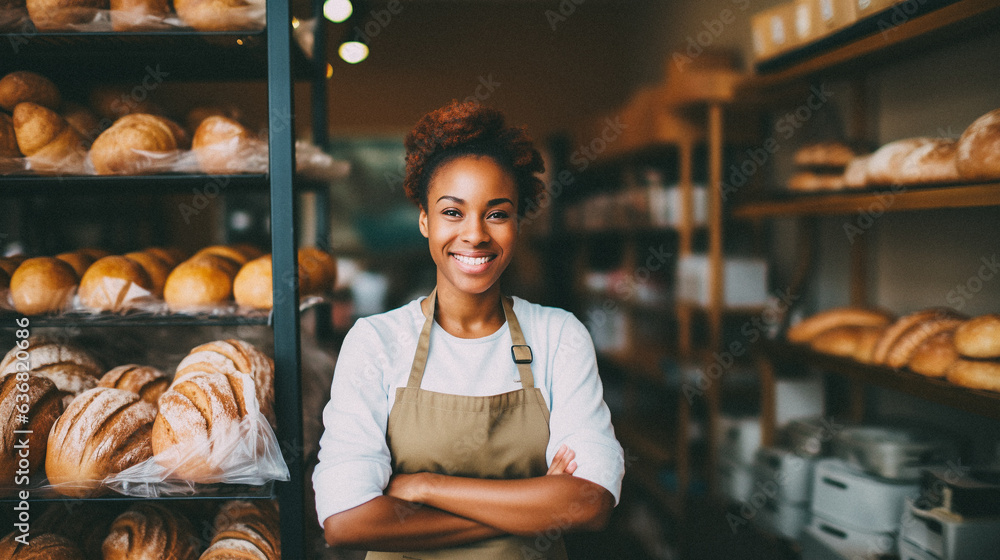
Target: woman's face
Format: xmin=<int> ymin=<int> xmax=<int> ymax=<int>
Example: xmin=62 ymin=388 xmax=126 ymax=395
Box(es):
xmin=419 ymin=155 xmax=519 ymax=296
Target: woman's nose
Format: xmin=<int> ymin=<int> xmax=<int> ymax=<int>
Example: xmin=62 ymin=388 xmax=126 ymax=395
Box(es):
xmin=462 ymin=218 xmax=490 ymax=244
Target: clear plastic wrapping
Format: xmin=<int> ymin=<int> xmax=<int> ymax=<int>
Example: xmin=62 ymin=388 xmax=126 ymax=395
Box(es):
xmin=0 ymin=6 xmax=265 ymax=34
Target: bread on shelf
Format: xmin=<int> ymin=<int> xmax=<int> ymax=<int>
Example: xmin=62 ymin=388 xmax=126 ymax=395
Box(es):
xmin=61 ymin=101 xmax=104 ymax=144
xmin=89 ymin=113 xmax=183 ymax=175
xmin=865 ymin=137 xmax=933 ymax=186
xmin=0 ymin=71 xmax=60 ymax=112
xmin=842 ymin=155 xmax=870 ymax=189
xmin=98 ymin=364 xmax=170 ymax=409
xmin=175 ymin=339 xmax=274 ymax=426
xmin=191 ymin=115 xmax=254 ymax=174
xmin=953 ymin=314 xmax=1000 ymax=359
xmin=908 ymin=330 xmax=960 ymax=378
xmin=173 ymin=0 xmax=263 ymax=32
xmin=787 ymin=171 xmax=845 ymax=192
xmin=792 ymin=142 xmax=855 ymax=168
xmin=163 ymin=255 xmax=237 ymax=311
xmin=102 ymin=503 xmax=199 ymax=560
xmin=78 ymin=255 xmax=154 ymax=312
xmin=0 ymin=374 xmax=62 ymax=486
xmin=109 ymin=0 xmax=170 ymax=31
xmin=946 ymin=359 xmax=1000 ymax=393
xmin=54 ymin=251 xmax=96 ymax=278
xmin=0 ymin=113 xmax=21 ymax=158
xmin=956 ymin=107 xmax=1000 ymax=181
xmin=0 ymin=532 xmax=85 ymax=560
xmin=12 ymin=102 xmax=86 ymax=173
xmin=0 ymin=337 xmax=103 ymax=405
xmin=205 ymin=501 xmax=280 ymax=560
xmin=144 ymin=246 xmax=188 ymax=268
xmin=808 ymin=324 xmax=884 ymax=360
xmin=233 ymin=254 xmax=273 ymax=310
xmin=46 ymin=387 xmax=157 ymax=497
xmin=195 ymin=244 xmax=252 ymax=266
xmin=25 ymin=0 xmax=107 ymax=30
xmin=124 ymin=251 xmax=173 ymax=299
xmin=8 ymin=256 xmax=78 ymax=315
xmin=896 ymin=138 xmax=960 ymax=185
xmin=35 ymin=502 xmax=119 ymax=560
xmin=884 ymin=316 xmax=965 ymax=369
xmin=870 ymin=308 xmax=964 ymax=365
xmin=786 ymin=307 xmax=893 ymax=344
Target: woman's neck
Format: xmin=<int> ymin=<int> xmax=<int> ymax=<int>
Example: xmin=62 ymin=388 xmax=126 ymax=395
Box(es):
xmin=426 ymin=282 xmax=506 ymax=339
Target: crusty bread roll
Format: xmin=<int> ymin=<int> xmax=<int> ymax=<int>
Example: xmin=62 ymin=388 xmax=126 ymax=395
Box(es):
xmin=78 ymin=255 xmax=153 ymax=312
xmin=89 ymin=113 xmax=182 ymax=175
xmin=865 ymin=138 xmax=933 ymax=185
xmin=192 ymin=115 xmax=254 ymax=174
xmin=793 ymin=142 xmax=855 ymax=168
xmin=0 ymin=113 xmax=21 ymax=158
xmin=163 ymin=255 xmax=237 ymax=311
xmin=0 ymin=374 xmax=62 ymax=487
xmin=109 ymin=0 xmax=169 ymax=31
xmin=203 ymin=518 xmax=280 ymax=560
xmin=908 ymin=330 xmax=959 ymax=378
xmin=144 ymin=246 xmax=187 ymax=268
xmin=35 ymin=503 xmax=118 ymax=560
xmin=0 ymin=337 xmax=103 ymax=405
xmin=46 ymin=387 xmax=156 ymax=497
xmin=885 ymin=317 xmax=965 ymax=369
xmin=234 ymin=255 xmax=272 ymax=310
xmin=9 ymin=257 xmax=78 ymax=315
xmin=173 ymin=0 xmax=262 ymax=31
xmin=0 ymin=532 xmax=85 ymax=560
xmin=99 ymin=365 xmax=170 ymax=408
xmin=12 ymin=102 xmax=85 ymax=173
xmin=54 ymin=251 xmax=95 ymax=277
xmin=809 ymin=325 xmax=883 ymax=358
xmin=102 ymin=503 xmax=199 ymax=560
xmin=213 ymin=500 xmax=279 ymax=531
xmin=151 ymin=371 xmax=249 ymax=481
xmin=896 ymin=138 xmax=960 ymax=185
xmin=786 ymin=307 xmax=893 ymax=344
xmin=25 ymin=0 xmax=106 ymax=30
xmin=61 ymin=101 xmax=104 ymax=144
xmin=788 ymin=171 xmax=845 ymax=192
xmin=956 ymin=108 xmax=1000 ymax=181
xmin=953 ymin=314 xmax=1000 ymax=359
xmin=175 ymin=339 xmax=274 ymax=426
xmin=871 ymin=308 xmax=964 ymax=364
xmin=124 ymin=251 xmax=172 ymax=299
xmin=946 ymin=359 xmax=1000 ymax=393
xmin=0 ymin=71 xmax=60 ymax=112
xmin=195 ymin=244 xmax=251 ymax=266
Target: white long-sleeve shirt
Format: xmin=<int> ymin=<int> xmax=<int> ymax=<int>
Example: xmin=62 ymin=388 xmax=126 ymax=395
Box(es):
xmin=312 ymin=296 xmax=625 ymax=526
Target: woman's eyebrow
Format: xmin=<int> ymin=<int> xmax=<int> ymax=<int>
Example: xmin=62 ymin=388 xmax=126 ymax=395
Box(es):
xmin=488 ymin=198 xmax=514 ymax=207
xmin=437 ymin=195 xmax=464 ymax=204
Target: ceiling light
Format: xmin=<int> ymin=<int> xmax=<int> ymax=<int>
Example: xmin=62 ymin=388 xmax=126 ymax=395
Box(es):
xmin=323 ymin=0 xmax=352 ymax=23
xmin=338 ymin=40 xmax=368 ymax=64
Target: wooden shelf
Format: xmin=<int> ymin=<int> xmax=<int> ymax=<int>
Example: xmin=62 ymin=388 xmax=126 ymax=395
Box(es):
xmin=739 ymin=0 xmax=1000 ymax=92
xmin=764 ymin=340 xmax=1000 ymax=421
xmin=732 ymin=182 xmax=1000 ymax=219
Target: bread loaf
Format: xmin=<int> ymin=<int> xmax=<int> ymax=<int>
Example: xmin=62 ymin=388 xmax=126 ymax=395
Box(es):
xmin=953 ymin=314 xmax=1000 ymax=359
xmin=78 ymin=255 xmax=154 ymax=312
xmin=109 ymin=0 xmax=169 ymax=31
xmin=8 ymin=257 xmax=78 ymax=315
xmin=946 ymin=359 xmax=1000 ymax=393
xmin=0 ymin=71 xmax=60 ymax=112
xmin=124 ymin=251 xmax=172 ymax=299
xmin=12 ymin=102 xmax=85 ymax=173
xmin=0 ymin=374 xmax=62 ymax=486
xmin=173 ymin=0 xmax=262 ymax=31
xmin=786 ymin=307 xmax=893 ymax=344
xmin=870 ymin=308 xmax=961 ymax=364
xmin=54 ymin=251 xmax=94 ymax=278
xmin=175 ymin=339 xmax=274 ymax=425
xmin=151 ymin=371 xmax=249 ymax=480
xmin=0 ymin=532 xmax=85 ymax=560
xmin=144 ymin=246 xmax=187 ymax=268
xmin=0 ymin=337 xmax=103 ymax=405
xmin=163 ymin=255 xmax=237 ymax=311
xmin=25 ymin=0 xmax=106 ymax=30
xmin=102 ymin=503 xmax=199 ymax=560
xmin=908 ymin=330 xmax=959 ymax=378
xmin=884 ymin=317 xmax=965 ymax=369
xmin=214 ymin=500 xmax=279 ymax=531
xmin=35 ymin=502 xmax=118 ymax=560
xmin=299 ymin=247 xmax=337 ymax=293
xmin=192 ymin=116 xmax=255 ymax=174
xmin=865 ymin=138 xmax=933 ymax=185
xmin=793 ymin=142 xmax=855 ymax=168
xmin=787 ymin=171 xmax=845 ymax=192
xmin=233 ymin=255 xmax=272 ymax=310
xmin=203 ymin=519 xmax=280 ymax=560
xmin=89 ymin=86 xmax=162 ymax=122
xmin=841 ymin=155 xmax=870 ymax=189
xmin=195 ymin=244 xmax=252 ymax=266
xmin=896 ymin=138 xmax=960 ymax=185
xmin=99 ymin=364 xmax=170 ymax=408
xmin=89 ymin=113 xmax=182 ymax=175
xmin=0 ymin=113 xmax=21 ymax=158
xmin=809 ymin=325 xmax=883 ymax=359
xmin=956 ymin=108 xmax=1000 ymax=181
xmin=61 ymin=101 xmax=103 ymax=144
xmin=46 ymin=387 xmax=156 ymax=497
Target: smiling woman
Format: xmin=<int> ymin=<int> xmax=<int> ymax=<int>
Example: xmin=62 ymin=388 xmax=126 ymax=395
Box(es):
xmin=313 ymin=101 xmax=625 ymax=559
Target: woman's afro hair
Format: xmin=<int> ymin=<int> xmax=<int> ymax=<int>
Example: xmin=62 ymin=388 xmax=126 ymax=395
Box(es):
xmin=403 ymin=100 xmax=545 ymax=217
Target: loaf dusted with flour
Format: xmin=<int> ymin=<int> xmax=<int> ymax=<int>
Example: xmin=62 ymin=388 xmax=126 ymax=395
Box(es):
xmin=203 ymin=500 xmax=280 ymax=560
xmin=0 ymin=374 xmax=62 ymax=486
xmin=98 ymin=364 xmax=170 ymax=408
xmin=956 ymin=108 xmax=1000 ymax=181
xmin=46 ymin=387 xmax=156 ymax=497
xmin=174 ymin=339 xmax=274 ymax=426
xmin=0 ymin=532 xmax=84 ymax=560
xmin=35 ymin=502 xmax=119 ymax=560
xmin=0 ymin=337 xmax=102 ymax=405
xmin=102 ymin=503 xmax=199 ymax=560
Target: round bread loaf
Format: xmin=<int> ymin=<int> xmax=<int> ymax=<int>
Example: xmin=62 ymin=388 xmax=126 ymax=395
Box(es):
xmin=61 ymin=101 xmax=103 ymax=144
xmin=54 ymin=251 xmax=95 ymax=277
xmin=885 ymin=317 xmax=965 ymax=369
xmin=953 ymin=314 xmax=1000 ymax=359
xmin=35 ymin=502 xmax=119 ymax=560
xmin=234 ymin=255 xmax=272 ymax=310
xmin=299 ymin=247 xmax=337 ymax=294
xmin=896 ymin=138 xmax=960 ymax=185
xmin=956 ymin=108 xmax=1000 ymax=181
xmin=865 ymin=138 xmax=933 ymax=185
xmin=908 ymin=330 xmax=959 ymax=378
xmin=144 ymin=247 xmax=187 ymax=268
xmin=946 ymin=359 xmax=1000 ymax=393
xmin=45 ymin=387 xmax=156 ymax=497
xmin=0 ymin=532 xmax=85 ymax=560
xmin=78 ymin=255 xmax=154 ymax=312
xmin=213 ymin=500 xmax=279 ymax=532
xmin=124 ymin=251 xmax=172 ymax=299
xmin=173 ymin=0 xmax=262 ymax=32
xmin=9 ymin=257 xmax=78 ymax=315
xmin=89 ymin=113 xmax=181 ymax=175
xmin=12 ymin=102 xmax=86 ymax=173
xmin=109 ymin=0 xmax=169 ymax=31
xmin=195 ymin=245 xmax=251 ymax=266
xmin=163 ymin=255 xmax=237 ymax=311
xmin=871 ymin=308 xmax=964 ymax=364
xmin=102 ymin=503 xmax=199 ymax=560
xmin=98 ymin=364 xmax=170 ymax=408
xmin=204 ymin=518 xmax=280 ymax=560
xmin=0 ymin=374 xmax=62 ymax=487
xmin=0 ymin=337 xmax=103 ymax=405
xmin=0 ymin=113 xmax=20 ymax=158
xmin=786 ymin=307 xmax=893 ymax=344
xmin=151 ymin=371 xmax=250 ymax=481
xmin=175 ymin=339 xmax=274 ymax=426
xmin=192 ymin=116 xmax=255 ymax=174
xmin=0 ymin=71 xmax=60 ymax=112
xmin=25 ymin=0 xmax=106 ymax=30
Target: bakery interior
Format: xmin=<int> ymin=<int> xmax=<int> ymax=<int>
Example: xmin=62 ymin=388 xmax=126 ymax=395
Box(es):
xmin=1 ymin=0 xmax=1000 ymax=558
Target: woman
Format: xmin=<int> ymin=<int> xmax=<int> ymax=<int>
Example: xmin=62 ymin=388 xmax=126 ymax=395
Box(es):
xmin=313 ymin=101 xmax=624 ymax=559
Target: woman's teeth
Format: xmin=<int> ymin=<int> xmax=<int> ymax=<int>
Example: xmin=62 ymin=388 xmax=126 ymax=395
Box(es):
xmin=453 ymin=254 xmax=493 ymax=266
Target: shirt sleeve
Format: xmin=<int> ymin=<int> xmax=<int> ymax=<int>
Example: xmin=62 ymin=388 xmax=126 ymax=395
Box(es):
xmin=546 ymin=313 xmax=625 ymax=505
xmin=312 ymin=319 xmax=394 ymax=526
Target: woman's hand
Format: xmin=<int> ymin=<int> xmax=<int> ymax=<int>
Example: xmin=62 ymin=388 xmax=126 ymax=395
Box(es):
xmin=385 ymin=472 xmax=432 ymax=503
xmin=546 ymin=444 xmax=577 ymax=476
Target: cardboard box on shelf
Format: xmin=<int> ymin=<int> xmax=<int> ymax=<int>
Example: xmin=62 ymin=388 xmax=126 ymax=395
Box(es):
xmin=815 ymin=0 xmax=859 ymax=34
xmin=751 ymin=2 xmax=800 ymax=62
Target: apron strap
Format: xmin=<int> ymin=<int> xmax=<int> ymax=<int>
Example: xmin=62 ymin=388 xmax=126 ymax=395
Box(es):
xmin=406 ymin=288 xmax=536 ymax=389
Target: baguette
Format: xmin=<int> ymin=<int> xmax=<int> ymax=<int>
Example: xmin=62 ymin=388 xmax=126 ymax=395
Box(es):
xmin=885 ymin=317 xmax=965 ymax=369
xmin=870 ymin=308 xmax=963 ymax=364
xmin=953 ymin=314 xmax=1000 ymax=359
xmin=786 ymin=307 xmax=893 ymax=344
xmin=908 ymin=330 xmax=959 ymax=378
xmin=809 ymin=325 xmax=881 ymax=358
xmin=946 ymin=359 xmax=1000 ymax=393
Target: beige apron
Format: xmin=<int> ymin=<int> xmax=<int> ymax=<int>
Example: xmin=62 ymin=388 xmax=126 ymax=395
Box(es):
xmin=366 ymin=289 xmax=569 ymax=560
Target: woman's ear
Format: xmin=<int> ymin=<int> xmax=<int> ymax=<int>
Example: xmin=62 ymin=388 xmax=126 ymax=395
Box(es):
xmin=418 ymin=207 xmax=429 ymax=238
